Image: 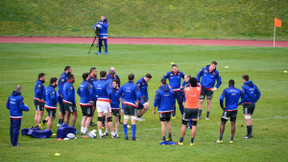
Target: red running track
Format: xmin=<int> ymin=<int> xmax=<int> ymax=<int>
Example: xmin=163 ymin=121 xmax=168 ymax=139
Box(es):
xmin=0 ymin=36 xmax=287 ymax=47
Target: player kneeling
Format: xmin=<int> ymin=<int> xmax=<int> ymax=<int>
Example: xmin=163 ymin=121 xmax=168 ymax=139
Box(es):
xmin=216 ymin=80 xmax=246 ymax=144
xmin=179 ymin=77 xmax=201 ymax=146
xmin=153 ymin=79 xmax=177 ymax=145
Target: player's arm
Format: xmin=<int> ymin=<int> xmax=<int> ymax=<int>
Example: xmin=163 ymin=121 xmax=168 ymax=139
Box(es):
xmin=238 ymin=91 xmax=247 ymax=106
xmin=19 ymin=97 xmax=29 ymax=111
xmin=115 ymin=86 xmax=123 ymax=99
xmin=219 ymin=90 xmax=226 ymax=110
xmin=50 ymin=90 xmax=58 ymax=104
xmin=254 ymin=85 xmax=261 ymax=102
xmin=6 ymin=97 xmax=10 ymax=110
xmin=153 ymin=90 xmax=160 ymax=115
xmin=135 ymin=86 xmax=141 ymax=106
xmin=196 ymin=68 xmax=203 ymax=85
xmin=215 ymin=72 xmax=222 ymax=89
xmin=101 ymin=22 xmax=108 ymax=29
xmin=162 ymin=72 xmax=169 ymax=80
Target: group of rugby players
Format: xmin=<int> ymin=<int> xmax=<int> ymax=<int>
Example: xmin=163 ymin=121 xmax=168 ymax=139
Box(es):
xmin=32 ymin=60 xmax=261 ymax=145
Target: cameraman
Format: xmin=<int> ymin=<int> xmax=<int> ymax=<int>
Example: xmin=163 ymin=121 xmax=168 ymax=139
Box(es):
xmin=93 ymin=16 xmax=109 ymax=55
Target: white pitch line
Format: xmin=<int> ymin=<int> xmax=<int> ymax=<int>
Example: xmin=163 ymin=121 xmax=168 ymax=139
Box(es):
xmin=1 ymin=116 xmax=287 ymax=146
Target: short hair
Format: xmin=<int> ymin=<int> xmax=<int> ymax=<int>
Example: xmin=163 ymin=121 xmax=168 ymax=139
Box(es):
xmin=128 ymin=73 xmax=134 ymax=81
xmin=189 ymin=77 xmax=197 ymax=87
xmin=145 ymin=73 xmax=152 ymax=79
xmin=38 ymin=73 xmax=45 ymax=79
xmin=211 ymin=61 xmax=217 ymax=65
xmin=68 ymin=74 xmax=74 ymax=80
xmin=50 ymin=77 xmax=58 ymax=84
xmin=185 ymin=74 xmax=191 ymax=79
xmin=112 ymin=79 xmax=119 ymax=84
xmin=16 ymin=85 xmax=22 ymax=92
xmin=161 ymin=79 xmax=166 ymax=85
xmin=242 ymin=74 xmax=249 ymax=81
xmin=100 ymin=71 xmax=107 ymax=77
xmin=229 ymin=79 xmax=235 ymax=86
xmin=172 ymin=64 xmax=177 ymax=68
xmin=64 ymin=66 xmax=71 ymax=71
xmin=90 ymin=67 xmax=96 ymax=73
xmin=82 ymin=73 xmax=89 ymax=80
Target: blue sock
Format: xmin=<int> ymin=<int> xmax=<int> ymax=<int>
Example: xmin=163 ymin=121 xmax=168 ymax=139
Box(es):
xmin=132 ymin=124 xmax=136 ymax=139
xmin=189 ymin=119 xmax=192 ymax=128
xmin=123 ymin=124 xmax=128 ymax=138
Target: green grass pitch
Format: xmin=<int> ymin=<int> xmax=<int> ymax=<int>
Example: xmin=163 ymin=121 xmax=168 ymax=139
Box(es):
xmin=0 ymin=43 xmax=288 ymax=161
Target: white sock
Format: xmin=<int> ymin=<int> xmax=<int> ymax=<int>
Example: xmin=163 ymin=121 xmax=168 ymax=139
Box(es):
xmin=84 ymin=128 xmax=88 ymax=133
xmin=81 ymin=127 xmax=84 ymax=133
xmin=105 ymin=127 xmax=109 ymax=133
xmin=115 ymin=128 xmax=119 ymax=134
xmin=111 ymin=131 xmax=115 ymax=136
xmin=99 ymin=129 xmax=103 ymax=136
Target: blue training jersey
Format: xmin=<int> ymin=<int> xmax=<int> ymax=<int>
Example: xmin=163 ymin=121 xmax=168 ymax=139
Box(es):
xmin=63 ymin=81 xmax=76 ymax=104
xmin=197 ymin=65 xmax=222 ymax=89
xmin=115 ymin=81 xmax=141 ymax=108
xmin=153 ymin=85 xmax=175 ymax=113
xmin=93 ymin=79 xmax=112 ymax=103
xmin=220 ymin=85 xmax=247 ymax=111
xmin=58 ymin=72 xmax=68 ymax=96
xmin=241 ymin=81 xmax=261 ymax=103
xmin=44 ymin=84 xmax=58 ymax=109
xmin=111 ymin=88 xmax=120 ymax=109
xmin=77 ymin=80 xmax=95 ymax=106
xmin=162 ymin=71 xmax=185 ymax=92
xmin=6 ymin=91 xmax=30 ymax=119
xmin=34 ymin=79 xmax=45 ymax=102
xmin=136 ymin=77 xmax=149 ymax=100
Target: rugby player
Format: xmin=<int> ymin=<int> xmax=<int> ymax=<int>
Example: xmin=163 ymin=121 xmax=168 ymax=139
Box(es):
xmin=88 ymin=67 xmax=98 ymax=127
xmin=63 ymin=74 xmax=77 ymax=127
xmin=116 ymin=73 xmax=141 ymax=141
xmin=179 ymin=77 xmax=201 ymax=146
xmin=241 ymin=75 xmax=261 ymax=138
xmin=136 ymin=73 xmax=152 ymax=121
xmin=153 ymin=79 xmax=175 ymax=144
xmin=93 ymin=71 xmax=117 ymax=138
xmin=110 ymin=79 xmax=121 ymax=137
xmin=44 ymin=77 xmax=58 ymax=130
xmin=77 ymin=73 xmax=95 ymax=135
xmin=197 ymin=61 xmax=222 ymax=120
xmin=34 ymin=73 xmax=46 ymax=128
xmin=216 ymin=80 xmax=246 ymax=144
xmin=57 ymin=66 xmax=72 ymax=126
xmin=162 ymin=64 xmax=185 ymax=118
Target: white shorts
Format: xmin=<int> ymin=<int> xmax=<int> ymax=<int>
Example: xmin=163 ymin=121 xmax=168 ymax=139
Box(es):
xmin=96 ymin=101 xmax=111 ymax=113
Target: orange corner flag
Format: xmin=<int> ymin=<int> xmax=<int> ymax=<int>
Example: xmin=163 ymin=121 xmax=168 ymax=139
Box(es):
xmin=275 ymin=17 xmax=282 ymax=27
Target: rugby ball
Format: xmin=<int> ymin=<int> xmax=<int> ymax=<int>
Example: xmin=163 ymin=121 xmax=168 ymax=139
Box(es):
xmin=67 ymin=133 xmax=76 ymax=139
xmin=89 ymin=130 xmax=97 ymax=138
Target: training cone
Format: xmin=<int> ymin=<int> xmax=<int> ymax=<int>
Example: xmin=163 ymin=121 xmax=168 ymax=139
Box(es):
xmin=54 ymin=153 xmax=61 ymax=156
xmin=57 ymin=138 xmax=62 ymax=141
xmin=83 ymin=136 xmax=88 ymax=138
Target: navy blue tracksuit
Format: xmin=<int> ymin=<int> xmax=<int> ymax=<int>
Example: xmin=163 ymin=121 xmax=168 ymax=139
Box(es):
xmin=6 ymin=91 xmax=30 ymax=146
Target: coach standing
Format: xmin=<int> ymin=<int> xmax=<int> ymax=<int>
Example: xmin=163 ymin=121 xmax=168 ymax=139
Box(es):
xmin=197 ymin=61 xmax=222 ymax=120
xmin=93 ymin=16 xmax=109 ymax=55
xmin=6 ymin=85 xmax=29 ymax=146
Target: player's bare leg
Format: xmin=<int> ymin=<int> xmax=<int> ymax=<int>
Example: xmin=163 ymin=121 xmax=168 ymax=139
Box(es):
xmin=71 ymin=111 xmax=77 ymax=127
xmin=198 ymin=99 xmax=204 ymax=119
xmin=206 ymin=99 xmax=212 ymax=120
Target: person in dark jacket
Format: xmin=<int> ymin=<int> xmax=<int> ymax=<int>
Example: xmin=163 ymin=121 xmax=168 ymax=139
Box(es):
xmin=6 ymin=85 xmax=30 ymax=146
xmin=153 ymin=79 xmax=175 ymax=144
xmin=241 ymin=75 xmax=261 ymax=138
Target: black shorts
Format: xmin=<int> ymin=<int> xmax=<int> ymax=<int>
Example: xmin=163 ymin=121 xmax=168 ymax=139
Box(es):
xmin=64 ymin=102 xmax=77 ymax=113
xmin=58 ymin=95 xmax=65 ymax=114
xmin=159 ymin=112 xmax=171 ymax=122
xmin=45 ymin=108 xmax=56 ymax=117
xmin=34 ymin=100 xmax=45 ymax=111
xmin=112 ymin=109 xmax=120 ymax=116
xmin=124 ymin=105 xmax=137 ymax=116
xmin=138 ymin=96 xmax=148 ymax=109
xmin=243 ymin=103 xmax=255 ymax=115
xmin=199 ymin=87 xmax=213 ymax=100
xmin=221 ymin=110 xmax=237 ymax=122
xmin=183 ymin=108 xmax=199 ymax=120
xmin=81 ymin=105 xmax=93 ymax=117
xmin=93 ymin=100 xmax=97 ymax=107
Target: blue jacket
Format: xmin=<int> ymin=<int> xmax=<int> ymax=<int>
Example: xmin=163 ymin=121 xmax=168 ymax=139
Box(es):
xmin=93 ymin=19 xmax=108 ymax=38
xmin=162 ymin=71 xmax=185 ymax=91
xmin=63 ymin=81 xmax=76 ymax=104
xmin=58 ymin=72 xmax=68 ymax=96
xmin=111 ymin=88 xmax=120 ymax=109
xmin=116 ymin=81 xmax=141 ymax=108
xmin=197 ymin=65 xmax=222 ymax=88
xmin=88 ymin=74 xmax=98 ymax=85
xmin=241 ymin=81 xmax=261 ymax=103
xmin=106 ymin=74 xmax=121 ymax=87
xmin=93 ymin=79 xmax=112 ymax=102
xmin=6 ymin=91 xmax=29 ymax=119
xmin=44 ymin=85 xmax=58 ymax=109
xmin=136 ymin=77 xmax=149 ymax=100
xmin=153 ymin=85 xmax=175 ymax=113
xmin=77 ymin=80 xmax=95 ymax=106
xmin=220 ymin=85 xmax=247 ymax=111
xmin=34 ymin=79 xmax=45 ymax=101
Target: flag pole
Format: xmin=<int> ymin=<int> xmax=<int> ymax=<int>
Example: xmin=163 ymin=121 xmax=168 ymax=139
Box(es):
xmin=273 ymin=26 xmax=276 ymax=48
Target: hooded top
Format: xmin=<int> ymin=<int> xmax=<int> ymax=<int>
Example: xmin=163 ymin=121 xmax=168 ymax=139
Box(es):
xmin=153 ymin=84 xmax=175 ymax=113
xmin=241 ymin=81 xmax=261 ymax=103
xmin=197 ymin=65 xmax=222 ymax=89
xmin=6 ymin=91 xmax=29 ymax=119
xmin=115 ymin=81 xmax=141 ymax=108
xmin=220 ymin=85 xmax=247 ymax=111
xmin=93 ymin=18 xmax=109 ymax=38
xmin=58 ymin=72 xmax=68 ymax=96
xmin=45 ymin=84 xmax=58 ymax=109
xmin=162 ymin=70 xmax=185 ymax=91
xmin=93 ymin=79 xmax=112 ymax=103
xmin=34 ymin=79 xmax=45 ymax=102
xmin=77 ymin=80 xmax=95 ymax=106
xmin=136 ymin=77 xmax=149 ymax=100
